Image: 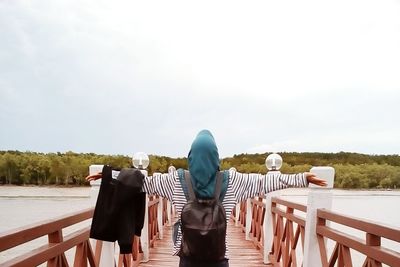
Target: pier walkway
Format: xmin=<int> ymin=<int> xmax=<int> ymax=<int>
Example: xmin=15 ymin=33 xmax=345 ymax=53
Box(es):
xmin=139 ymin=219 xmax=264 ymax=267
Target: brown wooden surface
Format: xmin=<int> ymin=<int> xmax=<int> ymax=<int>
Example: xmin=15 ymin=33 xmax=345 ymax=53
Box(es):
xmin=239 ymin=201 xmax=247 ymax=231
xmin=316 ymin=209 xmax=400 ymax=267
xmin=271 ymin=197 xmax=307 ymax=213
xmin=138 ymin=221 xmax=179 ymax=267
xmin=139 ymin=220 xmax=266 ymax=267
xmin=0 ymin=207 xmax=94 ymax=252
xmin=250 ymin=197 xmax=266 ymax=249
xmin=227 ymin=220 xmax=267 ymax=267
xmin=317 ymin=209 xmax=400 ymax=242
xmin=269 ymin=199 xmax=306 ymax=267
xmin=1 ymin=227 xmax=95 ymax=267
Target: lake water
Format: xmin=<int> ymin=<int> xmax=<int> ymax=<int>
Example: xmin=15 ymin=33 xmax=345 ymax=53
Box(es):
xmin=0 ymin=186 xmax=399 ymax=265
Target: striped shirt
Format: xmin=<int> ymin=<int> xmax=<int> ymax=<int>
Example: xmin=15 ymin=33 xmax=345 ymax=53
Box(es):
xmin=142 ymin=169 xmax=308 ymax=258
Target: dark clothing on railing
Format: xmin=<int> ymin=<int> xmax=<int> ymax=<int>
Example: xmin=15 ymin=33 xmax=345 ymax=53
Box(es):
xmin=90 ymin=165 xmax=145 ymax=254
xmin=179 ymin=257 xmax=229 ymax=267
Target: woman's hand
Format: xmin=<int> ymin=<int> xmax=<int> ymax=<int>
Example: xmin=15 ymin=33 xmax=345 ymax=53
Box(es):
xmin=305 ymin=172 xmax=328 ymax=187
xmin=85 ymin=172 xmax=103 ymax=182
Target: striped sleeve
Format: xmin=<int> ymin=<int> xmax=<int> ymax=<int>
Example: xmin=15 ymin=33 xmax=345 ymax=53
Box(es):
xmin=230 ymin=170 xmax=309 ymax=202
xmin=229 ymin=170 xmax=264 ymax=202
xmin=142 ymin=172 xmax=176 ymax=202
xmin=262 ymin=172 xmax=308 ymax=194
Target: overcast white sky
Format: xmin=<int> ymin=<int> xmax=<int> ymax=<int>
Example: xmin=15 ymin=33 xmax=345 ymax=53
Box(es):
xmin=0 ymin=0 xmax=399 ymax=158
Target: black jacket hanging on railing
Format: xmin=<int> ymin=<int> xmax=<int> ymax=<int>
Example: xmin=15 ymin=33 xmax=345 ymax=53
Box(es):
xmin=90 ymin=165 xmax=146 ymax=254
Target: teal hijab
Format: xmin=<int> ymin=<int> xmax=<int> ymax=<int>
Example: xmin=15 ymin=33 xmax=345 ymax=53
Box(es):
xmin=186 ymin=130 xmax=228 ymax=200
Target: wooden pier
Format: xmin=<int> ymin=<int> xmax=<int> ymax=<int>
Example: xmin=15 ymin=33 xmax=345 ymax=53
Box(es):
xmin=138 ymin=219 xmax=265 ymax=267
xmin=1 ymin=187 xmax=400 ymax=266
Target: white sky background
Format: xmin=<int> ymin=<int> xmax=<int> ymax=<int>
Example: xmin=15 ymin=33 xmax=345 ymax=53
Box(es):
xmin=0 ymin=0 xmax=399 ymax=158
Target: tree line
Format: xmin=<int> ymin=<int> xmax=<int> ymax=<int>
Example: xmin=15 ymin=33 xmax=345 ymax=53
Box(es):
xmin=0 ymin=150 xmax=399 ymax=189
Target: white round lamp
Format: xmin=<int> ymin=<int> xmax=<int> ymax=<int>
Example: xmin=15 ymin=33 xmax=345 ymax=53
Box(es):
xmin=132 ymin=152 xmax=150 ymax=169
xmin=265 ymin=153 xmax=283 ymax=171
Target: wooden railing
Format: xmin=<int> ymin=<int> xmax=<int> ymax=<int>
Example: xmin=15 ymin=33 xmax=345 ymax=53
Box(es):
xmin=148 ymin=196 xmax=162 ymax=248
xmin=235 ymin=192 xmax=400 ymax=267
xmin=147 ymin=195 xmax=159 ymax=248
xmin=269 ymin=197 xmax=307 ymax=266
xmin=249 ymin=197 xmax=266 ymax=249
xmin=238 ymin=201 xmax=247 ymax=231
xmin=233 ymin=197 xmax=271 ymax=262
xmin=2 ymin=168 xmax=399 ymax=267
xmin=0 ymin=194 xmax=171 ymax=267
xmin=0 ymin=207 xmax=96 ymax=267
xmin=316 ymin=209 xmax=400 ymax=267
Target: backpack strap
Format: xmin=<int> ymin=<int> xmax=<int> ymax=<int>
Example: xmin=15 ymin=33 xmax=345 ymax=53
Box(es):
xmin=214 ymin=171 xmax=224 ymax=201
xmin=184 ymin=170 xmax=224 ymax=201
xmin=183 ymin=170 xmax=197 ymax=201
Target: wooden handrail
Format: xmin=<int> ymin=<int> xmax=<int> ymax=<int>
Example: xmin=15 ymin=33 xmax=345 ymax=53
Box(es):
xmin=0 ymin=208 xmax=96 ymax=267
xmin=238 ymin=201 xmax=247 ymax=230
xmin=271 ymin=206 xmax=306 ymax=227
xmin=316 ymin=208 xmax=400 ymax=266
xmin=2 ymin=227 xmax=92 ymax=267
xmin=271 ymin=197 xmax=307 ymax=212
xmin=5 ymin=184 xmax=399 ymax=267
xmin=148 ymin=196 xmax=160 ymax=248
xmin=0 ymin=194 xmax=171 ymax=267
xmin=268 ymin=197 xmax=307 ymax=266
xmin=0 ymin=207 xmax=94 ymax=252
xmin=232 ymin=193 xmax=400 ymax=267
xmin=250 ymin=198 xmax=265 ymax=207
xmin=317 ymin=225 xmax=400 ymax=266
xmin=148 ymin=197 xmax=160 ymax=207
xmin=317 ymin=209 xmax=400 ymax=242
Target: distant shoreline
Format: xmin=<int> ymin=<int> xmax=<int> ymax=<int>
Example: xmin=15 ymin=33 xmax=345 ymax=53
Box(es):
xmin=0 ymin=185 xmax=399 ymax=199
xmin=0 ymin=185 xmax=91 ymax=198
xmin=0 ymin=184 xmax=90 ymax=188
xmin=1 ymin=184 xmax=398 ymax=190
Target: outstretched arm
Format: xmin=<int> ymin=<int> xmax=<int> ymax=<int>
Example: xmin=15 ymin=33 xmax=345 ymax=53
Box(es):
xmin=86 ymin=170 xmax=176 ymax=201
xmin=230 ymin=170 xmax=327 ymax=203
xmin=142 ymin=172 xmax=175 ymax=201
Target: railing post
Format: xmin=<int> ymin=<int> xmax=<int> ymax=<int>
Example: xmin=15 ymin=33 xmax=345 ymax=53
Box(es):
xmin=140 ymin=169 xmax=150 ymax=262
xmin=166 ymin=166 xmax=175 ymax=227
xmin=263 ymin=191 xmax=280 ymax=264
xmin=89 ymin=165 xmax=103 ymax=206
xmin=89 ymin=164 xmax=116 ymax=267
xmin=245 ymin=198 xmax=253 ymax=240
xmin=303 ymin=167 xmax=335 ymax=267
xmin=166 ymin=200 xmax=172 ymax=226
xmin=140 ymin=195 xmax=149 ymax=262
xmin=235 ymin=203 xmax=240 ymax=226
xmin=48 ymin=230 xmax=68 ymax=267
xmin=157 ymin=197 xmax=163 ymax=239
xmin=172 ymin=203 xmax=177 ymax=218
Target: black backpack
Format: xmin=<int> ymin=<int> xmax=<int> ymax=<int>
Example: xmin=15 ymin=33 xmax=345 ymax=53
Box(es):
xmin=179 ymin=170 xmax=227 ymax=261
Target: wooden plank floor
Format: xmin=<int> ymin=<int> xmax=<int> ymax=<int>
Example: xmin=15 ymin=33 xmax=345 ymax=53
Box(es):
xmin=139 ymin=220 xmax=266 ymax=266
xmin=139 ymin=222 xmax=179 ymax=267
xmin=227 ymin=223 xmax=267 ymax=267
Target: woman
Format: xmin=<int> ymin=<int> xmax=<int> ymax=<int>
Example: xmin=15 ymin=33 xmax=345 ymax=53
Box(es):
xmin=86 ymin=130 xmax=326 ymax=267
